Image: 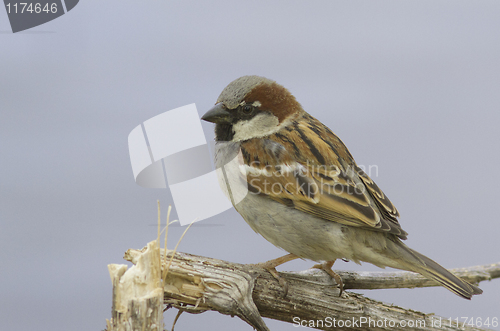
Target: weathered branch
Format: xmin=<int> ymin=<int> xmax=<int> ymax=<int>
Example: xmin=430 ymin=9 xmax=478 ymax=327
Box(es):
xmin=107 ymin=241 xmax=164 ymax=331
xmin=123 ymin=246 xmax=498 ymax=331
xmin=294 ymin=262 xmax=500 ymax=291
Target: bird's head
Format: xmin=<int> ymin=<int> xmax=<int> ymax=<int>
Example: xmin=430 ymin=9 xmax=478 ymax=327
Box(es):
xmin=202 ymin=76 xmax=303 ymax=141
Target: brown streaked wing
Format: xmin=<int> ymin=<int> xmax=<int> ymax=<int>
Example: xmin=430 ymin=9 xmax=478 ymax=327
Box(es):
xmin=301 ymin=163 xmax=408 ymax=239
xmin=240 ymin=136 xmax=408 ymax=239
xmin=355 ymin=165 xmax=402 ymax=221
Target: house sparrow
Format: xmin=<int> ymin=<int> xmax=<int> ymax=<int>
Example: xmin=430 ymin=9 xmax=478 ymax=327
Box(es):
xmin=201 ymin=75 xmax=482 ymax=299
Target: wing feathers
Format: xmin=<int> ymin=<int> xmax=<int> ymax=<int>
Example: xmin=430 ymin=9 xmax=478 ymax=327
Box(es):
xmin=239 ymin=114 xmax=407 ymax=239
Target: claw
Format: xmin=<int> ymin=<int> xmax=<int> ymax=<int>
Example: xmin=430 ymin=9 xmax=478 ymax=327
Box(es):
xmin=313 ymin=260 xmax=344 ymax=296
xmin=264 ymin=265 xmax=289 ymax=297
xmin=248 ymin=253 xmax=298 ymax=297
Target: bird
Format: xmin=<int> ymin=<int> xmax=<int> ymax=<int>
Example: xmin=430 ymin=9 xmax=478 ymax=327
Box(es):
xmin=201 ymin=75 xmax=482 ymax=299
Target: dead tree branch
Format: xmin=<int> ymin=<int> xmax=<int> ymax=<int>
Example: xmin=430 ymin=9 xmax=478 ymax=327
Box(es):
xmin=121 ymin=245 xmax=498 ymax=331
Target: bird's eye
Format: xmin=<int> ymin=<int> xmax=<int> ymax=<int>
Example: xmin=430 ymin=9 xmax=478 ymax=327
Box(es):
xmin=242 ymin=105 xmax=254 ymax=115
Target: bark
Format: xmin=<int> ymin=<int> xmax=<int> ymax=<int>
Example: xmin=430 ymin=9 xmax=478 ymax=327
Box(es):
xmin=120 ymin=244 xmax=498 ymax=331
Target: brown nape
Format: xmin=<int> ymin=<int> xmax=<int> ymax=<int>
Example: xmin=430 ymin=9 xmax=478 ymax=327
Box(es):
xmin=244 ymin=82 xmax=304 ymax=123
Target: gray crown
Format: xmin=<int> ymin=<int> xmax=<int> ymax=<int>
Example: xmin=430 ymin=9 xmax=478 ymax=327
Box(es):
xmin=217 ymin=75 xmax=275 ymax=109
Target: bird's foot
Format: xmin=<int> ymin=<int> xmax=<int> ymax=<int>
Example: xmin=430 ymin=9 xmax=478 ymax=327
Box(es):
xmin=249 ymin=253 xmax=298 ymax=297
xmin=312 ymin=260 xmax=344 ymax=296
xmin=259 ymin=264 xmax=289 ymax=296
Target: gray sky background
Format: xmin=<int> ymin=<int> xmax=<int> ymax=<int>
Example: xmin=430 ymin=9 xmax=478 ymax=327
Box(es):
xmin=1 ymin=1 xmax=499 ymax=330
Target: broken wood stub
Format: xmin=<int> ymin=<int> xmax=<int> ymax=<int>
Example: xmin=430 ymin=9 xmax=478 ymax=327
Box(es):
xmin=107 ymin=241 xmax=164 ymax=331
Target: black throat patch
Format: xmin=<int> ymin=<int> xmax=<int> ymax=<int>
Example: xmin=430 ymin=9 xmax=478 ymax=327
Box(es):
xmin=215 ymin=123 xmax=235 ymax=141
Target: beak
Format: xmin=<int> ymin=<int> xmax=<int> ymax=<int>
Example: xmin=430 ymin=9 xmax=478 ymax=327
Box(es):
xmin=201 ymin=103 xmax=232 ymax=124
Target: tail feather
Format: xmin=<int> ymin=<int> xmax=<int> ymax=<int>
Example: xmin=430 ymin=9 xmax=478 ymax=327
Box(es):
xmin=403 ymin=247 xmax=482 ymax=299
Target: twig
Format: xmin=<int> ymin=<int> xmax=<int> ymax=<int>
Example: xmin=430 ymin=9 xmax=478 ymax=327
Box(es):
xmin=288 ymin=262 xmax=499 ymax=290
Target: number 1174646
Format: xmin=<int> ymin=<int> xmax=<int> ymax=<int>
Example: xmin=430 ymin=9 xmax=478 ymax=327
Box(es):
xmin=5 ymin=3 xmax=59 ymax=14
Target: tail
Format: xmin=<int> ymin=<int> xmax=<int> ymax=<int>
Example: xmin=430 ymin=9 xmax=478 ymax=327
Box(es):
xmin=389 ymin=241 xmax=483 ymax=299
